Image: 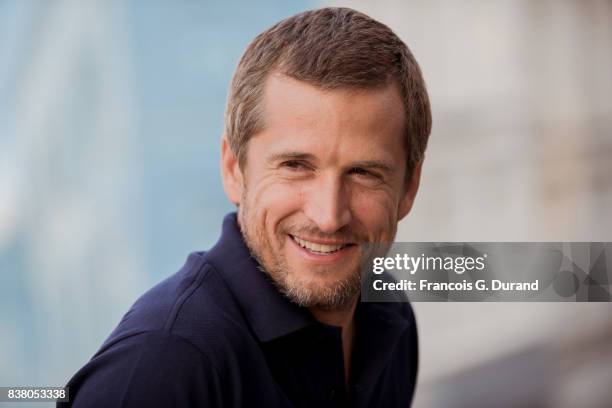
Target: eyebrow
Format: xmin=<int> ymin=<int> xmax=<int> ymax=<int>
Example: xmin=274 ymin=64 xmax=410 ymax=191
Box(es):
xmin=350 ymin=160 xmax=394 ymax=173
xmin=266 ymin=151 xmax=318 ymax=164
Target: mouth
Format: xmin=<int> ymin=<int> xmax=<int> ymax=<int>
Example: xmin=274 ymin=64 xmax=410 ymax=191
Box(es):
xmin=289 ymin=234 xmax=356 ymax=255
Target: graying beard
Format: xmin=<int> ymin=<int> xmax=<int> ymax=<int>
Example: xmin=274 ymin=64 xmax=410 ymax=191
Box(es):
xmin=238 ymin=198 xmax=360 ymax=311
xmin=255 ymin=258 xmax=360 ymax=311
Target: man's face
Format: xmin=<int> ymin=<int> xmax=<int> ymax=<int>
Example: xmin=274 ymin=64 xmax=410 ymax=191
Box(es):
xmin=222 ymin=73 xmax=420 ymax=310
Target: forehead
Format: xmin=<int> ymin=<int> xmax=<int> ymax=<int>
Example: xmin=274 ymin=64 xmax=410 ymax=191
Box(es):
xmin=256 ymin=73 xmax=406 ymax=161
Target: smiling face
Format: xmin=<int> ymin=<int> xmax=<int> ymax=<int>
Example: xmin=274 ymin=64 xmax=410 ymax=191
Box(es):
xmin=222 ymin=73 xmax=421 ymax=310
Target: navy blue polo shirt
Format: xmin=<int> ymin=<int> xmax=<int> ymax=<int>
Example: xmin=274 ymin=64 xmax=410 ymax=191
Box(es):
xmin=60 ymin=213 xmax=418 ymax=407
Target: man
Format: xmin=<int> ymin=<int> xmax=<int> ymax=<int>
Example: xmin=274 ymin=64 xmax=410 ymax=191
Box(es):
xmin=61 ymin=7 xmax=431 ymax=407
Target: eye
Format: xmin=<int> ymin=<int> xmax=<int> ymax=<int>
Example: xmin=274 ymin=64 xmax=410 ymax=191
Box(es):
xmin=350 ymin=167 xmax=380 ymax=178
xmin=280 ymin=160 xmax=309 ymax=170
xmin=349 ymin=167 xmax=384 ymax=185
xmin=350 ymin=167 xmax=369 ymax=176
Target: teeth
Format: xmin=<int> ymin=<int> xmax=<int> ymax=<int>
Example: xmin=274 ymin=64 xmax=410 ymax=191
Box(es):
xmin=292 ymin=236 xmax=346 ymax=254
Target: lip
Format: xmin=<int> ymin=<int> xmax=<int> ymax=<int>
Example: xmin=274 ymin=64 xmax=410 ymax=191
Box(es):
xmin=290 ymin=234 xmax=354 ymax=246
xmin=287 ymin=234 xmax=357 ymax=265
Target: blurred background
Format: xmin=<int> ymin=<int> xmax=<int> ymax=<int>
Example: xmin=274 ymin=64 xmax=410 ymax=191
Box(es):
xmin=1 ymin=0 xmax=611 ymax=407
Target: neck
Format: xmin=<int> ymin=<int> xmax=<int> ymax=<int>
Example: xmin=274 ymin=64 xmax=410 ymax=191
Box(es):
xmin=309 ymin=300 xmax=357 ymax=329
xmin=309 ymin=297 xmax=358 ymax=390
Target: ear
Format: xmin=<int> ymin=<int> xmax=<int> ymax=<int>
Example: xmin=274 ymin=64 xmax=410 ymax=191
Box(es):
xmin=220 ymin=137 xmax=244 ymax=205
xmin=398 ymin=161 xmax=423 ymax=221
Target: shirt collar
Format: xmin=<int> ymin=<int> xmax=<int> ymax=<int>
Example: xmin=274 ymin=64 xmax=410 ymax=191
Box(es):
xmin=204 ymin=212 xmax=314 ymax=342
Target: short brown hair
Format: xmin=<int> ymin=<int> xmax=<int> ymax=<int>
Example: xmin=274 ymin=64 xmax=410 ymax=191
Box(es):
xmin=224 ymin=7 xmax=431 ymax=179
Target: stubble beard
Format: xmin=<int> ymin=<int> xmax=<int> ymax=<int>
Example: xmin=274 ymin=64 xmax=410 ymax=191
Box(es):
xmin=237 ymin=192 xmax=361 ymax=311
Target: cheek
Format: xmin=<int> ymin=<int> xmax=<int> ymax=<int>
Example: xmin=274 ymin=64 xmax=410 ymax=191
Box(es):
xmin=351 ymin=190 xmax=399 ymax=238
xmin=248 ymin=178 xmax=305 ymax=230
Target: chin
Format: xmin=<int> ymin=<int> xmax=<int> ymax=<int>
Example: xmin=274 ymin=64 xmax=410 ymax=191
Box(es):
xmin=279 ymin=269 xmax=361 ymax=310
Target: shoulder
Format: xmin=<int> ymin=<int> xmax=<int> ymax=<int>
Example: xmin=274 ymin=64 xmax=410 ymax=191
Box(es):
xmin=393 ymin=301 xmax=418 ymax=351
xmin=100 ymin=252 xmax=250 ymax=356
xmin=369 ymin=300 xmax=419 ymax=362
xmin=392 ymin=301 xmax=419 ymax=376
xmin=62 ymin=331 xmax=224 ymax=407
xmin=63 ymin=252 xmax=256 ymax=407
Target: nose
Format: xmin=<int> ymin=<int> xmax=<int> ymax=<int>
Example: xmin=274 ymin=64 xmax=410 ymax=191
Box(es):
xmin=304 ymin=173 xmax=352 ymax=234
